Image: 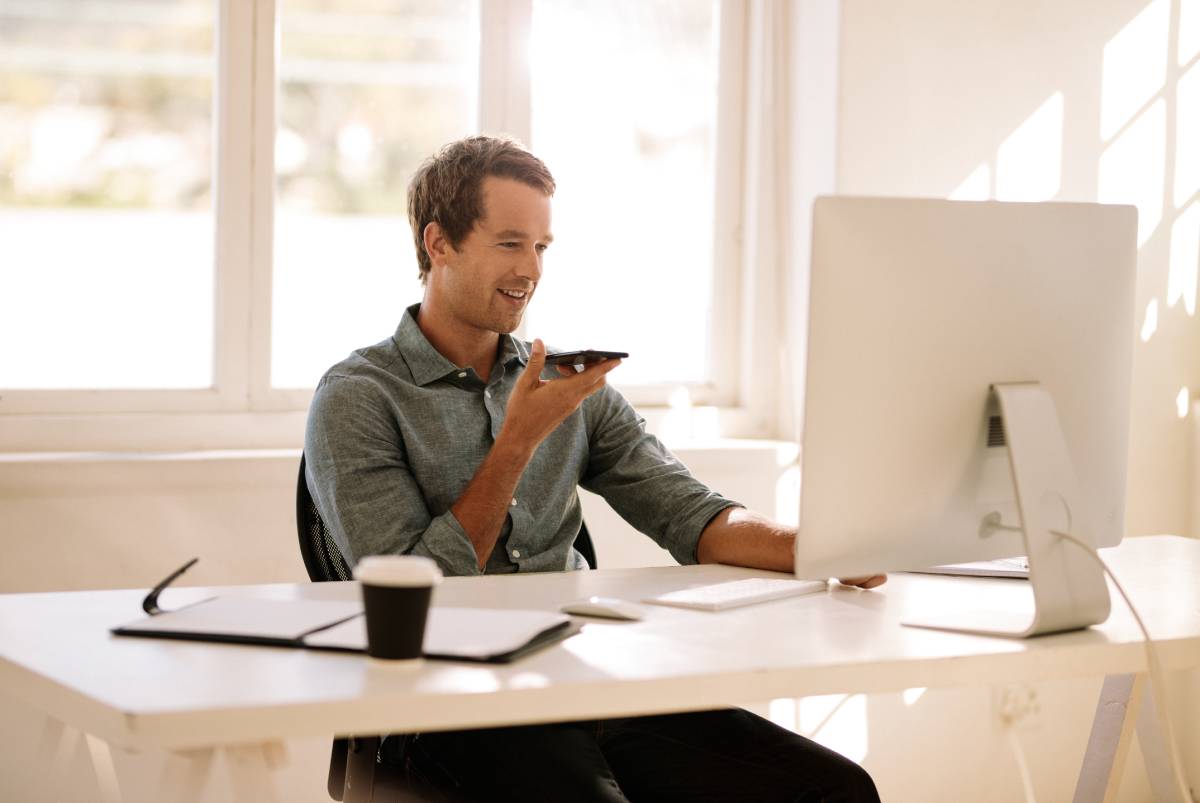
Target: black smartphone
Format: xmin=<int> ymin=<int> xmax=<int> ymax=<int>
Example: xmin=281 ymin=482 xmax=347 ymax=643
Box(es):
xmin=544 ymin=349 xmax=629 ymax=366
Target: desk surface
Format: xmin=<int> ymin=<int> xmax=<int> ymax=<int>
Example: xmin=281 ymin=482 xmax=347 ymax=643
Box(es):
xmin=1 ymin=535 xmax=1198 ymax=751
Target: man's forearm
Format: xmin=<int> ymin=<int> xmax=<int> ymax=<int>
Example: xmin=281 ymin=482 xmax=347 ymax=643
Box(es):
xmin=696 ymin=507 xmax=794 ymax=572
xmin=450 ymin=431 xmax=535 ymax=570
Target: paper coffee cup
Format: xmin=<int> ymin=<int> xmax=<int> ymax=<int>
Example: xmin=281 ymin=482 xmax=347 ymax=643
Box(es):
xmin=354 ymin=556 xmax=441 ymax=664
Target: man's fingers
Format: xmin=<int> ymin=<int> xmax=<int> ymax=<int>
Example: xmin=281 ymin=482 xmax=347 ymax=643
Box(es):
xmin=558 ymin=359 xmax=620 ymax=393
xmin=837 ymin=574 xmax=887 ymax=589
xmin=524 ymin=339 xmax=547 ymax=387
xmin=575 ymin=358 xmax=622 ymax=380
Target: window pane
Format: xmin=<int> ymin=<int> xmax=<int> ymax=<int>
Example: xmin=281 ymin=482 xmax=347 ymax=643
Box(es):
xmin=272 ymin=0 xmax=479 ymax=388
xmin=526 ymin=0 xmax=719 ymax=387
xmin=0 ymin=0 xmax=215 ymax=390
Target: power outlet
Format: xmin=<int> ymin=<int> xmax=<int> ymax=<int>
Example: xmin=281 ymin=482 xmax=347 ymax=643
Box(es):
xmin=993 ymin=684 xmax=1041 ymax=730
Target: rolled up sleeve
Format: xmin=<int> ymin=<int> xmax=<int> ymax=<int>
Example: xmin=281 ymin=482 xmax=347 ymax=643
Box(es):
xmin=580 ymin=386 xmax=742 ymax=565
xmin=305 ymin=374 xmax=481 ymax=576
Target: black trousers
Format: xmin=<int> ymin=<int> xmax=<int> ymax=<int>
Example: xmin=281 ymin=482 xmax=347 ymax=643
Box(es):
xmin=390 ymin=708 xmax=880 ymax=803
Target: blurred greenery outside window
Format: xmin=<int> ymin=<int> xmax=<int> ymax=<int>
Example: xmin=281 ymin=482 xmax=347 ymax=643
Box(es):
xmin=272 ymin=0 xmax=480 ymax=388
xmin=0 ymin=0 xmax=215 ymax=389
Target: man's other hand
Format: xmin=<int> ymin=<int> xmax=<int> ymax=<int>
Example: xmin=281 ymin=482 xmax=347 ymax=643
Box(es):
xmin=836 ymin=575 xmax=887 ymax=589
xmin=499 ymin=339 xmax=621 ymax=454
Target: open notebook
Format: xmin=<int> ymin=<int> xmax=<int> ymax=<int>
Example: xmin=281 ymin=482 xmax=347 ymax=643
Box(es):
xmin=112 ymin=596 xmax=575 ymax=663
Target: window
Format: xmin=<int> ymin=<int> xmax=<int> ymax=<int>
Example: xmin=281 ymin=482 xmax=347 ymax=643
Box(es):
xmin=1 ymin=0 xmax=749 ymax=443
xmin=0 ymin=0 xmax=215 ymax=390
xmin=525 ymin=0 xmax=721 ymax=389
xmin=272 ymin=0 xmax=479 ymax=389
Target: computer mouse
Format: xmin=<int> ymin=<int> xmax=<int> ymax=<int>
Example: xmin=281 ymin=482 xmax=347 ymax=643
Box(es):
xmin=559 ymin=596 xmax=645 ymax=621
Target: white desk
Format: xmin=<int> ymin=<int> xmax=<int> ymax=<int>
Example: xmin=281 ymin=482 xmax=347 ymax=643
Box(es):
xmin=2 ymin=535 xmax=1198 ymax=802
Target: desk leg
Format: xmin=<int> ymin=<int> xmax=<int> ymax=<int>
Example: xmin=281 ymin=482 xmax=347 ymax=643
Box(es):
xmin=84 ymin=733 xmax=125 ymax=803
xmin=1073 ymin=673 xmax=1195 ymax=803
xmin=1072 ymin=674 xmax=1142 ymax=803
xmin=1135 ymin=679 xmax=1192 ymax=803
xmin=34 ymin=715 xmax=127 ymax=803
xmin=158 ymin=742 xmax=287 ymax=803
xmin=158 ymin=748 xmax=214 ymax=803
xmin=223 ymin=741 xmax=289 ymax=803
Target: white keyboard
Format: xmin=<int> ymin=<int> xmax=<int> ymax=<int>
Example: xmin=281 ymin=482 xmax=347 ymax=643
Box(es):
xmin=912 ymin=557 xmax=1029 ymax=579
xmin=644 ymin=578 xmax=829 ymax=612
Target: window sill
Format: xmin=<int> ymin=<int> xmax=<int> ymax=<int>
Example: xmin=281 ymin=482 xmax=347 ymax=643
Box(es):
xmin=0 ymin=440 xmax=797 ymax=494
xmin=0 ymin=405 xmax=777 ymax=453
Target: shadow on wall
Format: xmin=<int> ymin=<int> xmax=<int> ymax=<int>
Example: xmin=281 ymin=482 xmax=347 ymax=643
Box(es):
xmin=838 ymin=0 xmax=1200 ymax=539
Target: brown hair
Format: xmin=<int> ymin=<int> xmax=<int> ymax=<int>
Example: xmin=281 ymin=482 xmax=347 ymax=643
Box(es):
xmin=407 ymin=136 xmax=556 ymax=284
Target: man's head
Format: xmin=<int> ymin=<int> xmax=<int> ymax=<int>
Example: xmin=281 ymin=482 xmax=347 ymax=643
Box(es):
xmin=408 ymin=136 xmax=556 ymax=338
xmin=408 ymin=136 xmax=556 ymax=286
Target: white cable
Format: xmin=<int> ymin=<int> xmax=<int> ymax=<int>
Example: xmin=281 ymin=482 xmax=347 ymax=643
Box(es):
xmin=1051 ymin=529 xmax=1195 ymax=803
xmin=1005 ymin=727 xmax=1038 ymax=803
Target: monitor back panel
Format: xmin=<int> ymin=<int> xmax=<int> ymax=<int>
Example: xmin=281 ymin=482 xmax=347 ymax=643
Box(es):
xmin=797 ymin=197 xmax=1137 ymax=578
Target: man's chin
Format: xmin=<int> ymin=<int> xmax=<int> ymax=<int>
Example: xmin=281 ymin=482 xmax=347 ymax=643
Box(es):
xmin=494 ymin=318 xmax=522 ymax=335
xmin=490 ymin=306 xmax=526 ymax=335
xmin=470 ymin=298 xmax=527 ymax=335
xmin=480 ymin=312 xmax=523 ymax=335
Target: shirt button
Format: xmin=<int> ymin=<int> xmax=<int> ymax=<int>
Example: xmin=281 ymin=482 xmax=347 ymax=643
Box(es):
xmin=511 ymin=498 xmax=518 ymax=506
xmin=512 ymin=549 xmax=522 ymax=558
xmin=457 ymin=371 xmax=467 ymax=378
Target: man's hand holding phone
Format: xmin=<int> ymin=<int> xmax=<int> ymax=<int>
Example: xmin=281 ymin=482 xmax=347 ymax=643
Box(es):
xmin=499 ymin=339 xmax=622 ymax=455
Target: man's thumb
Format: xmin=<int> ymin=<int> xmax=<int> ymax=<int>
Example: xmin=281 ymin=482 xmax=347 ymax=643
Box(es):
xmin=525 ymin=338 xmax=546 ymax=385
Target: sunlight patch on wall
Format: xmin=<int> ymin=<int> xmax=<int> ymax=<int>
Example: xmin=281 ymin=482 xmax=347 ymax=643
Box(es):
xmin=996 ymin=92 xmax=1063 ymax=202
xmin=903 ymin=687 xmax=928 ymax=706
xmin=950 ymin=163 xmax=991 ymax=201
xmin=800 ymin=693 xmax=868 ymax=763
xmin=1169 ymin=202 xmax=1200 ymax=315
xmin=768 ymin=697 xmax=798 ymax=731
xmin=1177 ymin=387 xmax=1191 ymax=418
xmin=1101 ymin=0 xmax=1169 ymax=141
xmin=1098 ymin=99 xmax=1166 ymax=247
xmin=1141 ymin=298 xmax=1160 ymax=341
xmin=1174 ymin=60 xmax=1200 ymax=207
xmin=1181 ymin=0 xmax=1200 ymax=65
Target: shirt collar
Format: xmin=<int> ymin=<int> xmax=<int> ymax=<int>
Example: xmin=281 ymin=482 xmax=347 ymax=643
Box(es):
xmin=500 ymin=332 xmax=530 ymax=369
xmin=394 ymin=303 xmax=529 ymax=386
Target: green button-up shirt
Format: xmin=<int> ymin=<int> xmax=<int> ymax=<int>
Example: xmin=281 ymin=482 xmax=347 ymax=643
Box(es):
xmin=304 ymin=304 xmax=739 ymax=576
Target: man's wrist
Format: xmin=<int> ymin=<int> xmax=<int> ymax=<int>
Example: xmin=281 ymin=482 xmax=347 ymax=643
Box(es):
xmin=492 ymin=428 xmax=536 ymax=468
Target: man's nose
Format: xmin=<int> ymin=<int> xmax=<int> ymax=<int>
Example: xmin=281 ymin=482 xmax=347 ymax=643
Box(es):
xmin=516 ymin=247 xmax=542 ymax=282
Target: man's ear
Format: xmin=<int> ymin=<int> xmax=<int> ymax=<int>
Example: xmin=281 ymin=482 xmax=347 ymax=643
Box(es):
xmin=423 ymin=221 xmax=454 ymax=269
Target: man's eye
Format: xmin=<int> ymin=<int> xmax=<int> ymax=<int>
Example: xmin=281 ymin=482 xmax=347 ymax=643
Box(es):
xmin=498 ymin=242 xmax=518 ymax=249
xmin=535 ymin=243 xmax=549 ymax=253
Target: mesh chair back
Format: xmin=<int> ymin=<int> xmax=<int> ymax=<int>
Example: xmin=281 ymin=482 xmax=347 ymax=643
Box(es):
xmin=296 ymin=454 xmax=353 ymax=582
xmin=575 ymin=520 xmax=598 ymax=570
xmin=297 ymin=453 xmax=598 ymax=578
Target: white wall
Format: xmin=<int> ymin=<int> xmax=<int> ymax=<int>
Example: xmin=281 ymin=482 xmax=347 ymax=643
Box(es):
xmin=0 ymin=444 xmax=794 ymax=593
xmin=837 ymin=0 xmax=1200 ymax=539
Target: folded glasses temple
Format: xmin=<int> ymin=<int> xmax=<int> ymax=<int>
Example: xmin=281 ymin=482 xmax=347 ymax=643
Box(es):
xmin=142 ymin=557 xmax=199 ymax=615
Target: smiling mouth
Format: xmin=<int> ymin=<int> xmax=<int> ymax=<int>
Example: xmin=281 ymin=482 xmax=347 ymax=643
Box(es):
xmin=497 ymin=288 xmax=529 ymax=302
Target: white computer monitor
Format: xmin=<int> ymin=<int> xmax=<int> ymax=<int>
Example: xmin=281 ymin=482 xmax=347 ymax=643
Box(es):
xmin=795 ymin=197 xmax=1138 ymax=638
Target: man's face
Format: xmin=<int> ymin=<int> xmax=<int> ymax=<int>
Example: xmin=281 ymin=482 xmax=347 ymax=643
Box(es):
xmin=434 ymin=176 xmax=553 ymax=336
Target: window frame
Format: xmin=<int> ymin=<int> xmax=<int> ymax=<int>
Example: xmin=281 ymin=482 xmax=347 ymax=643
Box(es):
xmin=0 ymin=0 xmax=769 ymax=446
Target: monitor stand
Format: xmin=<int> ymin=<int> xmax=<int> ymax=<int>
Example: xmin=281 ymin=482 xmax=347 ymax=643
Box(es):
xmin=902 ymin=382 xmax=1112 ymax=638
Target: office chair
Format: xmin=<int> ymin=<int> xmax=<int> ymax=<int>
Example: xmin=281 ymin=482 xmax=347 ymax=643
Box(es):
xmin=296 ymin=453 xmax=597 ymax=802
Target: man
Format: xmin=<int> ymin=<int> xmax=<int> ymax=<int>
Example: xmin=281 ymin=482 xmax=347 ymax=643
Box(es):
xmin=306 ymin=135 xmax=883 ymax=802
